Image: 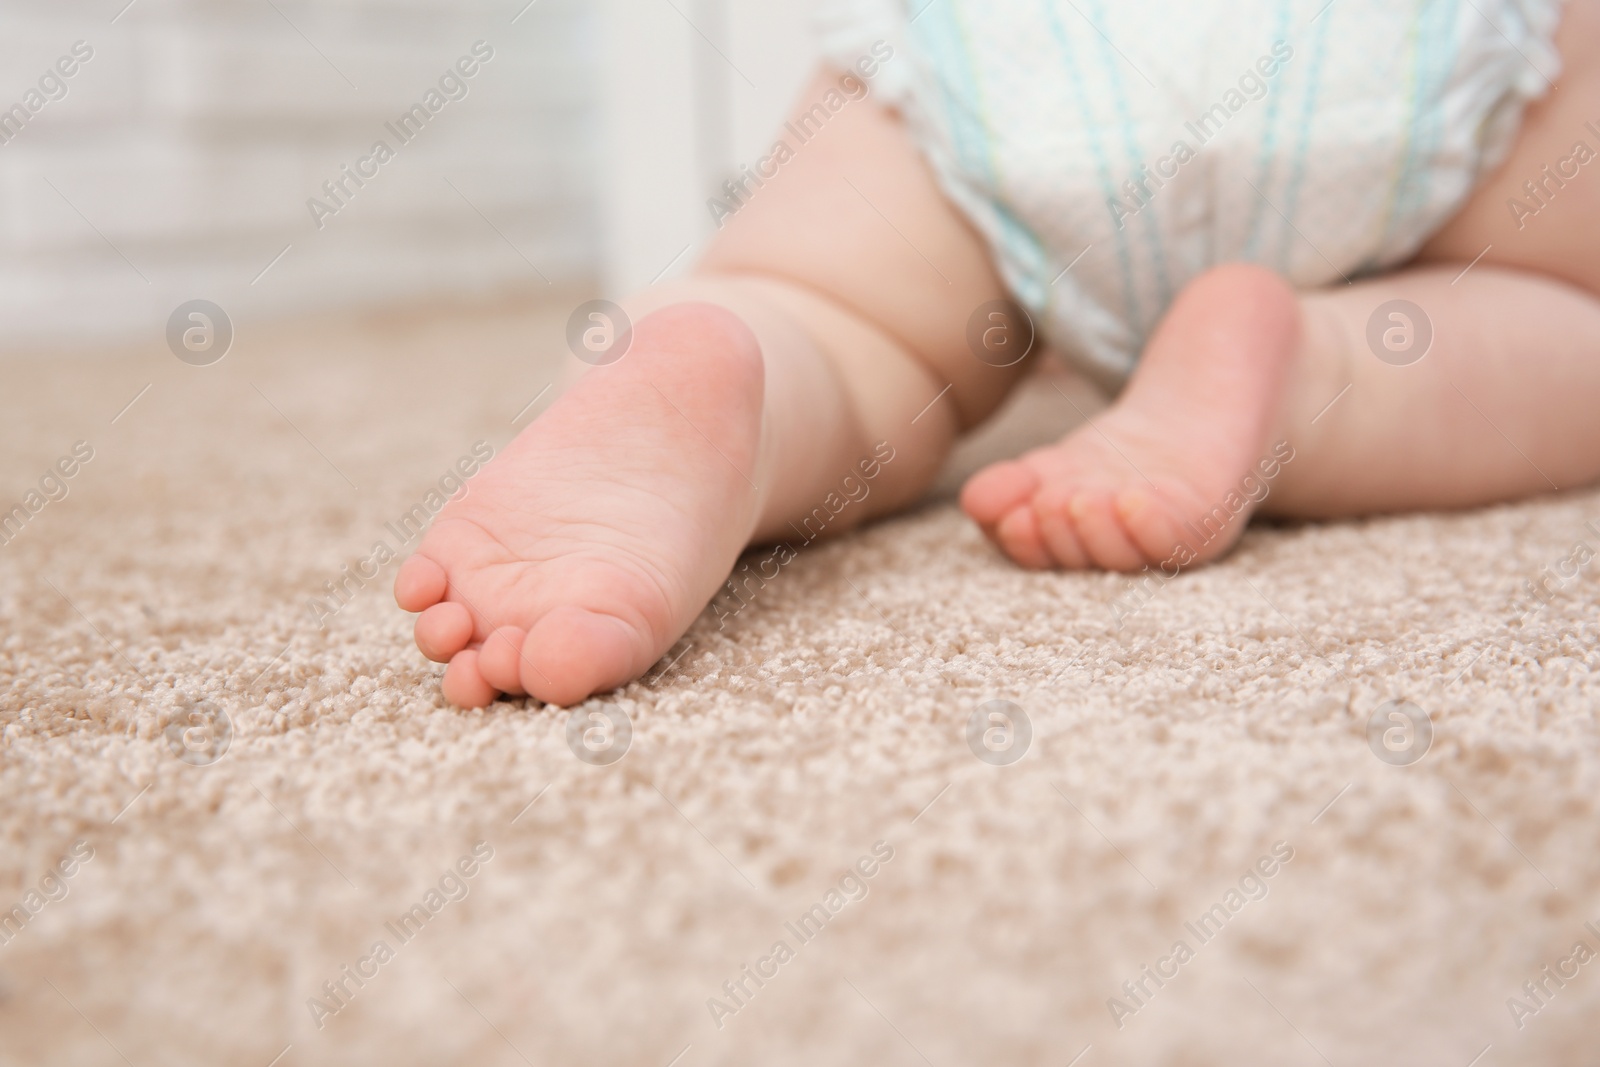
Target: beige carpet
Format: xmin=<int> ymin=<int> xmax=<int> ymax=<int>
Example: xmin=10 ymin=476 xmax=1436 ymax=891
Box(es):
xmin=2 ymin=293 xmax=1598 ymax=1067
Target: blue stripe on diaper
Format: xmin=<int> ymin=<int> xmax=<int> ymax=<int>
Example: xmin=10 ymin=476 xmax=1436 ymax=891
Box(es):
xmin=1275 ymin=2 xmax=1332 ymax=274
xmin=1369 ymin=6 xmax=1426 ymax=268
xmin=1242 ymin=0 xmax=1294 ymax=259
xmin=1419 ymin=1 xmax=1468 ymax=240
xmin=1088 ymin=0 xmax=1173 ymax=322
xmin=1043 ymin=0 xmax=1144 ymax=336
xmin=911 ymin=0 xmax=1051 ymax=308
xmin=910 ymin=4 xmax=985 ymax=183
xmin=1376 ymin=0 xmax=1464 ymax=265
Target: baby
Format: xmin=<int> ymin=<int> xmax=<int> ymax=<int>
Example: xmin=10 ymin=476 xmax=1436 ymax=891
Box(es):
xmin=394 ymin=0 xmax=1600 ymax=708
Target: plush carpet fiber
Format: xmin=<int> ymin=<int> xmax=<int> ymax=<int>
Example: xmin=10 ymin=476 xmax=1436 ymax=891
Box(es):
xmin=2 ymin=296 xmax=1598 ymax=1067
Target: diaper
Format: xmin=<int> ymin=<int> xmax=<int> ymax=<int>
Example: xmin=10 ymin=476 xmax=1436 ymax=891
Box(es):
xmin=819 ymin=0 xmax=1564 ymax=387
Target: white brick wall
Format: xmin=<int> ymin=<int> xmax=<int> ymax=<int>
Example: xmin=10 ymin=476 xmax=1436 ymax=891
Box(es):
xmin=0 ymin=0 xmax=599 ymax=348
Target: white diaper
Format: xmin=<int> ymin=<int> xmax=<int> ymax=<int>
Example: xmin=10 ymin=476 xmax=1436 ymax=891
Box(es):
xmin=819 ymin=0 xmax=1563 ymax=387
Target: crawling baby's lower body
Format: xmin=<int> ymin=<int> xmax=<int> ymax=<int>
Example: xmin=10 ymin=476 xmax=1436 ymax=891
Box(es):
xmin=394 ymin=0 xmax=1600 ymax=708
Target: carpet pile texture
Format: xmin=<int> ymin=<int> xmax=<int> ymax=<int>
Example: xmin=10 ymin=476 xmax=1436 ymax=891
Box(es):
xmin=2 ymin=297 xmax=1597 ymax=1066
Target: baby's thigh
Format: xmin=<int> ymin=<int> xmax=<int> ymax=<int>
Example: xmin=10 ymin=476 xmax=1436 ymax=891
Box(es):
xmin=1419 ymin=0 xmax=1600 ymax=295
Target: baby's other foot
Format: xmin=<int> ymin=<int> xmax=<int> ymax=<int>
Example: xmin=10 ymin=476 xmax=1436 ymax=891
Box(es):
xmin=961 ymin=264 xmax=1302 ymax=571
xmin=395 ymin=303 xmax=765 ymax=707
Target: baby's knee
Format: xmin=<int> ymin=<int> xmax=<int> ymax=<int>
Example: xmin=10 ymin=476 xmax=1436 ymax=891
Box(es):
xmin=1169 ymin=262 xmax=1302 ymax=346
xmin=1180 ymin=262 xmax=1296 ymax=308
xmin=634 ymin=302 xmax=762 ymax=365
xmin=625 ymin=301 xmax=767 ymax=402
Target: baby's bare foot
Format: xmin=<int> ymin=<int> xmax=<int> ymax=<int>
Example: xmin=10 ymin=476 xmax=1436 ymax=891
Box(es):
xmin=394 ymin=303 xmax=764 ymax=707
xmin=961 ymin=264 xmax=1302 ymax=571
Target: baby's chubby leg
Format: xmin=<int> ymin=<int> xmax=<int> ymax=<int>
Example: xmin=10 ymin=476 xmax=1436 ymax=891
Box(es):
xmin=966 ymin=0 xmax=1600 ymax=567
xmin=1263 ymin=268 xmax=1600 ymax=519
xmin=394 ymin=70 xmax=1029 ymax=707
xmin=961 ymin=257 xmax=1600 ymax=571
xmin=1250 ymin=0 xmax=1600 ymax=521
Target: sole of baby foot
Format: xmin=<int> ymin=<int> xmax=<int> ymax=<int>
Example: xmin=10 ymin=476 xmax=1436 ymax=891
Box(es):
xmin=394 ymin=301 xmax=768 ymax=707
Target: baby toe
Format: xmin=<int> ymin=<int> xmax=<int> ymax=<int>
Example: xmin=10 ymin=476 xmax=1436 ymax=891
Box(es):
xmin=1114 ymin=487 xmax=1190 ymax=564
xmin=415 ymin=601 xmax=475 ymax=662
xmin=961 ymin=460 xmax=1043 ymax=528
xmin=1068 ymin=492 xmax=1148 ymax=572
xmin=521 ymin=606 xmax=645 ymax=707
xmin=442 ymin=649 xmax=498 ymax=709
xmin=995 ymin=505 xmax=1056 ymax=569
xmin=1032 ymin=487 xmax=1091 ymax=569
xmin=478 ymin=626 xmax=528 ymax=695
xmin=394 ymin=555 xmax=448 ymax=612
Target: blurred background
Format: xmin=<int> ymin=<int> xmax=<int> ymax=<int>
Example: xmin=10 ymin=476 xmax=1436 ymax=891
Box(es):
xmin=0 ymin=0 xmax=818 ymax=351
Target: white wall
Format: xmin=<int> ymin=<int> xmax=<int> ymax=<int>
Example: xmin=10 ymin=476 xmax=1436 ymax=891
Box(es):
xmin=0 ymin=0 xmax=598 ymax=349
xmin=0 ymin=0 xmax=822 ymax=349
xmin=595 ymin=0 xmax=819 ymax=296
